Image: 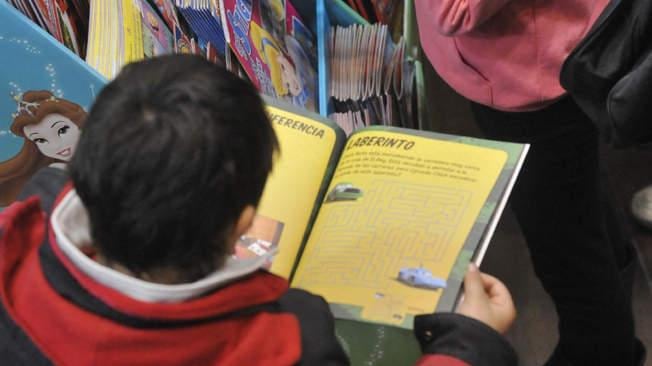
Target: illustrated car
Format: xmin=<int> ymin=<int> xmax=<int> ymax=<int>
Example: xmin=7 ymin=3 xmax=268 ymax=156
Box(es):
xmin=398 ymin=267 xmax=447 ymax=290
xmin=325 ymin=183 xmax=363 ymax=202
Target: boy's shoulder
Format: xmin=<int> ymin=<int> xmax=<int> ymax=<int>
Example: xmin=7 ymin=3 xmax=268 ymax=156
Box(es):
xmin=278 ymin=288 xmax=333 ymax=322
xmin=16 ymin=167 xmax=69 ymax=215
xmin=0 ymin=197 xmax=52 ymax=365
xmin=278 ymin=289 xmax=349 ymax=365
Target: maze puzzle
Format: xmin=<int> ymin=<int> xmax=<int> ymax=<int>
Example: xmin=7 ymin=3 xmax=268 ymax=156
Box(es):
xmin=296 ymin=179 xmax=472 ymax=289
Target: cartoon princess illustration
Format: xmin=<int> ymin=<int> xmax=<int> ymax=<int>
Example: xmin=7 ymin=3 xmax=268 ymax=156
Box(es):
xmin=0 ymin=90 xmax=86 ymax=206
xmin=249 ymin=22 xmax=315 ymax=110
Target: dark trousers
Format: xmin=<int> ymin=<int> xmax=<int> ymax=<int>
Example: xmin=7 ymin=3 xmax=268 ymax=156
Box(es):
xmin=470 ymin=98 xmax=636 ymax=366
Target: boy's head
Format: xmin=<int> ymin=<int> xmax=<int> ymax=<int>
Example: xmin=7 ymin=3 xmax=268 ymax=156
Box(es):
xmin=69 ymin=55 xmax=278 ymax=283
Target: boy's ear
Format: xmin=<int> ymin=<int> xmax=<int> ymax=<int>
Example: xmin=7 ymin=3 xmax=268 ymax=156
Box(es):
xmin=228 ymin=205 xmax=256 ymax=252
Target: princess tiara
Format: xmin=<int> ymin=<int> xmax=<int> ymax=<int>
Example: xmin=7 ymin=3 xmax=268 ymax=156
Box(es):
xmin=10 ymin=93 xmax=57 ymax=119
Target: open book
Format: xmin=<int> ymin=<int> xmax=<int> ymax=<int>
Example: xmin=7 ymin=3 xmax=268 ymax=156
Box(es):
xmin=247 ymin=98 xmax=529 ymax=329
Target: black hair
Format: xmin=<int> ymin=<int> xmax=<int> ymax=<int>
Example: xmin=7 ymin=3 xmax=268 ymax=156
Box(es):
xmin=69 ymin=54 xmax=279 ymax=281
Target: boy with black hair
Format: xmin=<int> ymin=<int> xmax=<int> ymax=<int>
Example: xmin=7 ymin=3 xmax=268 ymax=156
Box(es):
xmin=0 ymin=54 xmax=517 ymax=366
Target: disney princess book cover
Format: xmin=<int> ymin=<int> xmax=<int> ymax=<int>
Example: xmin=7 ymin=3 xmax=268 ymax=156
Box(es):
xmin=0 ymin=2 xmax=104 ymax=209
xmin=222 ymin=0 xmax=318 ymax=111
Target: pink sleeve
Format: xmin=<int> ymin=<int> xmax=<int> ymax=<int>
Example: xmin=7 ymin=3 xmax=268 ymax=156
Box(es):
xmin=415 ymin=354 xmax=470 ymax=366
xmin=416 ymin=0 xmax=513 ymax=35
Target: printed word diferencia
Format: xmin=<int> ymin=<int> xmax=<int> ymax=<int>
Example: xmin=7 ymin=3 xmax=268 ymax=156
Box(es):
xmin=270 ymin=113 xmax=325 ymax=139
xmin=346 ymin=135 xmax=416 ymax=150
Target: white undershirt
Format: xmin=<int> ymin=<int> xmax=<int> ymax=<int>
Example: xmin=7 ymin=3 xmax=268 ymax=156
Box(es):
xmin=50 ymin=190 xmax=272 ymax=303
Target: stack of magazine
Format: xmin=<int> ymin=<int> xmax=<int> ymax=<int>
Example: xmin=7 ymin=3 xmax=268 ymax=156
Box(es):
xmin=5 ymin=1 xmax=312 ymax=105
xmin=86 ymin=0 xmax=174 ymax=79
xmin=174 ymin=0 xmax=226 ymax=57
xmin=6 ymin=0 xmax=416 ymax=120
xmin=84 ymin=0 xmax=231 ymax=79
xmin=329 ymin=24 xmax=417 ymax=135
xmin=7 ymin=0 xmax=88 ymax=57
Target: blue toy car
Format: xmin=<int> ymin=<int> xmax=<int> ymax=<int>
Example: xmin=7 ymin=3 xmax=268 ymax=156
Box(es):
xmin=398 ymin=267 xmax=447 ymax=290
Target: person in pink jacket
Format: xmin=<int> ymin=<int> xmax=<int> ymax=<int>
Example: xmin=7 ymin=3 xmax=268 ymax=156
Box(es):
xmin=416 ymin=1 xmax=645 ymax=365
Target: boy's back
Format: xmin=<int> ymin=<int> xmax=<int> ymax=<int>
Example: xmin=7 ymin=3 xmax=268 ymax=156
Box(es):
xmin=0 ymin=203 xmax=343 ymax=364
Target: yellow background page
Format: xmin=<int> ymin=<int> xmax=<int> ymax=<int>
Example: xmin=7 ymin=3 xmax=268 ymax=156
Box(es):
xmin=244 ymin=106 xmax=337 ymax=278
xmin=292 ymin=130 xmax=507 ymax=326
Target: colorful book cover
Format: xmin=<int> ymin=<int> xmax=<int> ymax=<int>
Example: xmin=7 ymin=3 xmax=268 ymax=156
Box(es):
xmin=54 ymin=1 xmax=81 ymax=56
xmin=173 ymin=21 xmax=193 ymax=54
xmin=152 ymin=0 xmax=179 ymax=31
xmin=221 ymin=0 xmax=317 ymax=111
xmin=136 ymin=0 xmax=174 ymax=57
xmin=34 ymin=0 xmax=60 ymax=40
xmin=175 ymin=0 xmax=227 ymax=56
xmin=0 ymin=2 xmax=105 ymax=209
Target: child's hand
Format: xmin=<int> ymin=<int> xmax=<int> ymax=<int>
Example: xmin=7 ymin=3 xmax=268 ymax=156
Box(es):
xmin=456 ymin=263 xmax=516 ymax=334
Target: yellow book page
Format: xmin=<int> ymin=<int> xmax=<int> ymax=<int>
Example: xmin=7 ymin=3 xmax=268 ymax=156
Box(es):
xmin=292 ymin=129 xmax=507 ymax=327
xmin=108 ymin=1 xmax=123 ymax=78
xmin=100 ymin=2 xmax=111 ymax=77
xmin=100 ymin=1 xmax=114 ymax=78
xmin=121 ymin=0 xmax=133 ymax=62
xmin=121 ymin=0 xmax=143 ymax=63
xmin=133 ymin=0 xmax=144 ymax=60
xmin=233 ymin=106 xmax=339 ymax=278
xmin=98 ymin=1 xmax=111 ymax=77
xmin=86 ymin=1 xmax=101 ymax=73
xmin=111 ymin=1 xmax=123 ymax=77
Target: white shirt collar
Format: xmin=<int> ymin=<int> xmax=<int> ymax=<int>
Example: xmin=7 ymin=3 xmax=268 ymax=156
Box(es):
xmin=50 ymin=190 xmax=272 ymax=303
